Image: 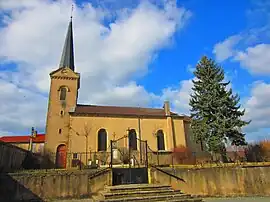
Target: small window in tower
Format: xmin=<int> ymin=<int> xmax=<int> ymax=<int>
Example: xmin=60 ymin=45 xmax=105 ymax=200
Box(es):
xmin=58 ymin=129 xmax=62 ymax=134
xmin=60 ymin=110 xmax=64 ymax=116
xmin=60 ymin=87 xmax=67 ymax=101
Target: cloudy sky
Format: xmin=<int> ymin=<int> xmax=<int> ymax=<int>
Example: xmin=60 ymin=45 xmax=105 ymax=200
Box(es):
xmin=0 ymin=0 xmax=269 ymax=142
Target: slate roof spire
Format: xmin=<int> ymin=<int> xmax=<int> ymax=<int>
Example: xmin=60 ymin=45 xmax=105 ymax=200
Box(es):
xmin=59 ymin=7 xmax=75 ymax=71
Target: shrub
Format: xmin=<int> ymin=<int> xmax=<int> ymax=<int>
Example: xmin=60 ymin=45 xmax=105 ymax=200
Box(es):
xmin=172 ymin=145 xmax=194 ymax=164
xmin=245 ymin=143 xmax=264 ymax=162
xmin=259 ymin=140 xmax=270 ymax=161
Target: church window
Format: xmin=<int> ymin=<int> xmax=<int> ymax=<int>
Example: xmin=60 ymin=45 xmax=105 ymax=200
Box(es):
xmin=128 ymin=129 xmax=137 ymax=150
xmin=60 ymin=87 xmax=67 ymax=101
xmin=157 ymin=130 xmax=165 ymax=150
xmin=98 ymin=129 xmax=107 ymax=151
xmin=73 ymin=153 xmax=78 ymax=159
xmin=60 ymin=110 xmax=64 ymax=116
xmin=58 ymin=129 xmax=62 ymax=134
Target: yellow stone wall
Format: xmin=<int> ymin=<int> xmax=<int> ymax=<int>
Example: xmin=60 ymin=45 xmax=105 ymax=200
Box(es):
xmin=150 ymin=166 xmax=270 ymax=196
xmin=9 ymin=142 xmax=44 ymax=153
xmin=68 ymin=116 xmax=188 ymax=154
xmin=45 ymin=67 xmax=80 ymax=153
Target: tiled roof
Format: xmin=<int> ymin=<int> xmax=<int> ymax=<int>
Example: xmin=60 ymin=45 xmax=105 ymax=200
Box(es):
xmin=0 ymin=134 xmax=45 ymax=143
xmin=72 ymin=104 xmax=182 ymax=117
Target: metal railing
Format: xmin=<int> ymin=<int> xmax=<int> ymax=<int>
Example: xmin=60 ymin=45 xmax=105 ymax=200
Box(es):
xmin=2 ymin=138 xmax=270 ymax=173
xmin=150 ymin=164 xmax=186 ymax=182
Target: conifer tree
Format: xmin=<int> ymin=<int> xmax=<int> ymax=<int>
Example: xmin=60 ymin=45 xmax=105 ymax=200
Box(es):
xmin=189 ymin=56 xmax=250 ymax=156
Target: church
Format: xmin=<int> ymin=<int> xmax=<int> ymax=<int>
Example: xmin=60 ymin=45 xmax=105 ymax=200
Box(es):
xmin=44 ymin=17 xmax=200 ymax=168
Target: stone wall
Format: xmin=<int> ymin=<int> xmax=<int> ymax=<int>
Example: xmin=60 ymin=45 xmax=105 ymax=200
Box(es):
xmin=0 ymin=141 xmax=48 ymax=172
xmin=0 ymin=141 xmax=29 ymax=172
xmin=0 ymin=141 xmax=56 ymax=172
xmin=0 ymin=168 xmax=111 ymax=201
xmin=150 ymin=166 xmax=270 ymax=197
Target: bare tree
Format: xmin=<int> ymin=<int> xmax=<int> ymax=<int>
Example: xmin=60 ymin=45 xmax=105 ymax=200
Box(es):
xmin=82 ymin=122 xmax=92 ymax=159
xmin=69 ymin=122 xmax=93 ymax=166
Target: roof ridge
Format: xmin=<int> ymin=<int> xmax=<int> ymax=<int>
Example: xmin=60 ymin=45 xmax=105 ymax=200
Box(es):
xmin=76 ymin=104 xmax=164 ymax=110
xmin=0 ymin=134 xmax=45 ymax=138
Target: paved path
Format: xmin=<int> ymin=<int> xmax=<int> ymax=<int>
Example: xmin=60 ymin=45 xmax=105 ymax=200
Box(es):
xmin=53 ymin=199 xmax=93 ymax=202
xmin=54 ymin=197 xmax=270 ymax=202
xmin=204 ymin=197 xmax=270 ymax=202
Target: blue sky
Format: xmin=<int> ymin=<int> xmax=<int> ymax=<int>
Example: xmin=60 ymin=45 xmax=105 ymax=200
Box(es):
xmin=0 ymin=0 xmax=270 ymax=142
xmin=140 ymin=0 xmax=257 ymax=94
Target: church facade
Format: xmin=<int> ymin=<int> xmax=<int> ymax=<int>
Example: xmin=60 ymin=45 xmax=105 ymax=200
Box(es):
xmin=44 ymin=18 xmax=200 ymax=168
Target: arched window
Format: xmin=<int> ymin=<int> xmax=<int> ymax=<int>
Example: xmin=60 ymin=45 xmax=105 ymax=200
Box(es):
xmin=98 ymin=129 xmax=107 ymax=151
xmin=128 ymin=129 xmax=137 ymax=150
xmin=157 ymin=130 xmax=165 ymax=151
xmin=60 ymin=87 xmax=67 ymax=101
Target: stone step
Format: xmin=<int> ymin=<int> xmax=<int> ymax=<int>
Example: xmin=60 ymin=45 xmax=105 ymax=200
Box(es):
xmin=101 ymin=190 xmax=186 ymax=199
xmin=95 ymin=184 xmax=203 ymax=202
xmin=97 ymin=193 xmax=199 ymax=202
xmin=105 ymin=184 xmax=172 ymax=192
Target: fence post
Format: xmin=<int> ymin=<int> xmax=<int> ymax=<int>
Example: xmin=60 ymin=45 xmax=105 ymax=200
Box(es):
xmin=171 ymin=153 xmax=174 ymax=167
xmin=145 ymin=141 xmax=148 ymax=168
xmin=79 ymin=153 xmax=82 ymax=170
xmin=157 ymin=151 xmax=159 ymax=166
xmin=86 ymin=151 xmax=88 ymax=166
xmin=110 ymin=140 xmax=113 ymax=168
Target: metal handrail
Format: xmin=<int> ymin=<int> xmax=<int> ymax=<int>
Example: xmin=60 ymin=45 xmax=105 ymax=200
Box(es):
xmin=88 ymin=167 xmax=111 ymax=179
xmin=150 ymin=165 xmax=186 ymax=183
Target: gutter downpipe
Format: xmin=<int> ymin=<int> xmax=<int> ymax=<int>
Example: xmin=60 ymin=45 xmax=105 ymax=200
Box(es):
xmin=138 ymin=116 xmax=142 ymax=164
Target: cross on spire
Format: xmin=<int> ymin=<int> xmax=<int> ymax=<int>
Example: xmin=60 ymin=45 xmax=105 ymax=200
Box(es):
xmin=71 ymin=4 xmax=74 ymax=19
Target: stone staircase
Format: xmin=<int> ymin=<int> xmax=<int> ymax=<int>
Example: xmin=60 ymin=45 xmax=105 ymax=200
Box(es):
xmin=93 ymin=184 xmax=203 ymax=202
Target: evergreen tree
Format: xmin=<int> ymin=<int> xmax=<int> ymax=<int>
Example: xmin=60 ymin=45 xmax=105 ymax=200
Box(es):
xmin=189 ymin=56 xmax=250 ymax=156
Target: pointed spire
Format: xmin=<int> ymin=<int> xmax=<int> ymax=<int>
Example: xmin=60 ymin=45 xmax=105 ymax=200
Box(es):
xmin=59 ymin=6 xmax=75 ymax=71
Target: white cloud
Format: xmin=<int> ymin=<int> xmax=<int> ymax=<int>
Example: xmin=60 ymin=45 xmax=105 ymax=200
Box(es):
xmin=85 ymin=82 xmax=155 ymax=107
xmin=212 ymin=1 xmax=270 ymax=75
xmin=234 ymin=43 xmax=270 ymax=75
xmin=242 ymin=81 xmax=270 ymax=141
xmin=212 ymin=35 xmax=242 ymax=62
xmin=0 ymin=0 xmax=191 ymax=135
xmin=186 ymin=64 xmax=195 ymax=74
xmin=0 ymin=78 xmax=47 ymax=135
xmin=244 ymin=81 xmax=270 ymax=131
xmin=160 ymin=79 xmax=193 ymax=115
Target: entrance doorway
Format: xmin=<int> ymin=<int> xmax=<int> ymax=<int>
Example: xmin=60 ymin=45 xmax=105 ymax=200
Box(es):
xmin=112 ymin=168 xmax=148 ymax=185
xmin=110 ymin=134 xmax=149 ymax=185
xmin=56 ymin=144 xmax=67 ymax=168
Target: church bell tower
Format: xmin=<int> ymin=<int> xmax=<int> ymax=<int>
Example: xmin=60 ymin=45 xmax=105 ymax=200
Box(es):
xmin=44 ymin=16 xmax=80 ymax=159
